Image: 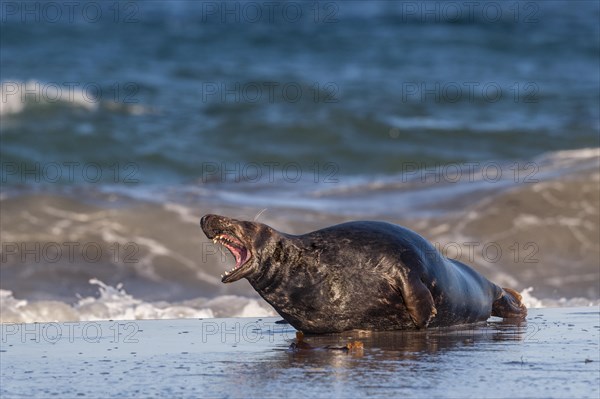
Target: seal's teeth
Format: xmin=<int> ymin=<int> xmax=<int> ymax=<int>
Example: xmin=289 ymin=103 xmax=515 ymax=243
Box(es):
xmin=225 ymin=271 xmax=230 ymax=275
xmin=220 ymin=274 xmax=224 ymax=278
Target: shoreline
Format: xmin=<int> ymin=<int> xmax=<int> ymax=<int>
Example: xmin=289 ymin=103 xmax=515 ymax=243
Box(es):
xmin=2 ymin=307 xmax=598 ymax=398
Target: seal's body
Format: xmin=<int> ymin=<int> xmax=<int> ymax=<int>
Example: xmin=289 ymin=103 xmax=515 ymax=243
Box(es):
xmin=201 ymin=215 xmax=526 ymax=333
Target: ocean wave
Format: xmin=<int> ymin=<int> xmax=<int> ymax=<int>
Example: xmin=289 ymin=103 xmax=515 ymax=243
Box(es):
xmin=0 ymin=80 xmax=97 ymax=116
xmin=0 ymin=148 xmax=598 ymax=321
xmin=1 ymin=280 xmax=596 ymax=324
xmin=0 ymin=80 xmax=152 ymax=117
xmin=519 ymin=287 xmax=599 ymax=309
xmin=0 ymin=279 xmax=275 ymax=324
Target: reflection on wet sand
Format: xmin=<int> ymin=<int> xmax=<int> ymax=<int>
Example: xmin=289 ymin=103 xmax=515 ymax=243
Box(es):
xmin=227 ymin=318 xmax=529 ymax=397
xmin=275 ymin=318 xmax=526 ymax=363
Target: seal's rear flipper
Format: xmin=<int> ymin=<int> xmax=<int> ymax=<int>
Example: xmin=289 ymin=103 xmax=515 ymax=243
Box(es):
xmin=492 ymin=287 xmax=527 ymax=319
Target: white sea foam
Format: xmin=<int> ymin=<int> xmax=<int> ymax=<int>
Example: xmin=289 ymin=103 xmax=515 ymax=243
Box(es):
xmin=0 ymin=79 xmax=98 ymax=116
xmin=0 ymin=279 xmax=275 ymax=324
xmin=0 ymin=79 xmax=153 ymax=116
xmin=519 ymin=287 xmax=599 ymax=309
xmin=1 ymin=281 xmax=597 ymax=324
xmin=542 ymin=147 xmax=600 ymax=162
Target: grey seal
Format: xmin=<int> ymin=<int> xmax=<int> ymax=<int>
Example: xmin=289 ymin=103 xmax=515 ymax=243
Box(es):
xmin=200 ymin=214 xmax=527 ymax=333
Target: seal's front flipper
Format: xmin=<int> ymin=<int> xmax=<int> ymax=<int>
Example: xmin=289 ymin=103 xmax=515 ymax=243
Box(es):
xmin=394 ymin=273 xmax=437 ymax=328
xmin=492 ymin=287 xmax=527 ymax=319
xmin=394 ymin=252 xmax=437 ymax=328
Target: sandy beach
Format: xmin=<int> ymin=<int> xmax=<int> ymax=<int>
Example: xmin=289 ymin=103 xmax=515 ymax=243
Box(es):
xmin=1 ymin=307 xmax=598 ymax=398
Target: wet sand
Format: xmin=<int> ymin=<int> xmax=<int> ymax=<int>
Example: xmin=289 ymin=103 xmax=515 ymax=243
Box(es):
xmin=1 ymin=307 xmax=598 ymax=398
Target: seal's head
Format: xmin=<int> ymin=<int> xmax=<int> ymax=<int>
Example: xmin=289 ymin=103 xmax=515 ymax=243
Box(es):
xmin=200 ymin=214 xmax=276 ymax=283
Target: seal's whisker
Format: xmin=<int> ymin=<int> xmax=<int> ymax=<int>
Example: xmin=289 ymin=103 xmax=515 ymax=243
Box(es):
xmin=253 ymin=208 xmax=268 ymax=222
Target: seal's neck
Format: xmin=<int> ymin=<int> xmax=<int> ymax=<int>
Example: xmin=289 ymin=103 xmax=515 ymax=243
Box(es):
xmin=246 ymin=233 xmax=303 ymax=293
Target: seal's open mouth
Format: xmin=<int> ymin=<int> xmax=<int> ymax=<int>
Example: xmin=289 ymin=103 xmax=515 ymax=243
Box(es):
xmin=212 ymin=234 xmax=252 ymax=283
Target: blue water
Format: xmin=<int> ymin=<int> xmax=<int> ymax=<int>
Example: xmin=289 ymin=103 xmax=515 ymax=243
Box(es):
xmin=2 ymin=0 xmax=598 ymax=184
